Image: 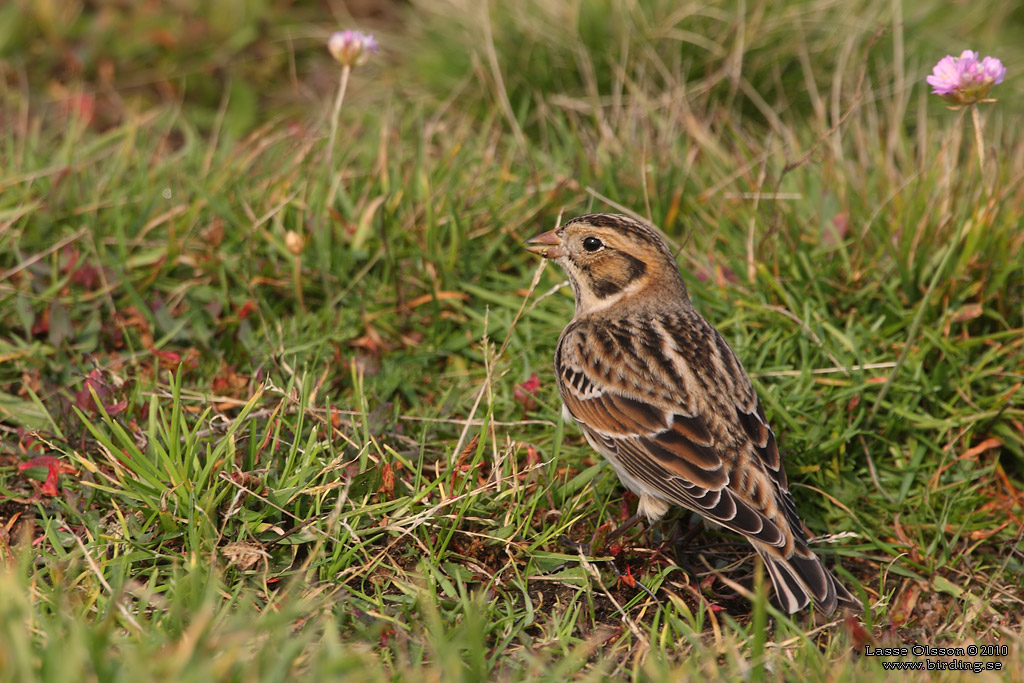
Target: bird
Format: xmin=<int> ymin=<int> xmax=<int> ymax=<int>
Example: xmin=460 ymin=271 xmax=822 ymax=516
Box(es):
xmin=525 ymin=212 xmax=861 ymax=616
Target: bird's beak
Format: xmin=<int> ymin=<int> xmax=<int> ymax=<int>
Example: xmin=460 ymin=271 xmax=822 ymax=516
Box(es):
xmin=524 ymin=229 xmax=564 ymax=259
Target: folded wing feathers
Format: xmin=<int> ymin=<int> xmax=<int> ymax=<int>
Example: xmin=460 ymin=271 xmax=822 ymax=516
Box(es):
xmin=557 ymin=319 xmax=859 ymax=614
xmin=560 ymin=336 xmax=789 ymax=548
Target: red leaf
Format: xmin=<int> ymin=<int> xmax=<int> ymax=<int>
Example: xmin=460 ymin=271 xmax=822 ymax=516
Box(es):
xmin=64 ymin=94 xmax=95 ymax=126
xmin=19 ymin=455 xmax=78 ymax=496
xmin=513 ymin=373 xmax=541 ymax=411
xmin=718 ymin=264 xmax=739 ymax=284
xmin=17 ymin=428 xmax=44 ymax=455
xmin=378 ymin=462 xmax=395 ymax=499
xmin=147 ymin=28 xmax=179 ymax=48
xmin=694 ymin=260 xmax=739 ymax=286
xmin=619 ymin=496 xmax=632 ymax=520
xmin=823 ymin=213 xmax=850 ymax=247
xmin=519 ymin=374 xmax=540 ymax=394
xmin=75 ymin=368 xmax=111 ymax=414
xmin=18 ymin=455 xmax=55 ymax=472
xmin=952 ymin=303 xmax=983 ymax=323
xmin=211 ymin=364 xmax=248 ymax=397
xmin=845 ymin=615 xmax=873 ymax=651
xmin=70 ymin=263 xmax=102 ymax=290
xmin=152 ymin=348 xmax=181 ymax=365
xmin=148 ymin=346 xmax=201 ymax=372
xmin=379 ymin=626 xmax=394 ymax=647
xmin=105 ymin=399 xmax=128 ymax=416
xmin=31 ymin=306 xmax=49 ymax=336
xmin=237 ymin=300 xmax=257 ymax=320
xmin=60 ymin=246 xmax=80 ymax=274
xmin=620 ymin=565 xmax=636 ymax=587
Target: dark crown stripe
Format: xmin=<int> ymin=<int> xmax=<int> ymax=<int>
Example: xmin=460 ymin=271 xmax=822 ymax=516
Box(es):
xmin=567 ymin=213 xmax=661 ymax=247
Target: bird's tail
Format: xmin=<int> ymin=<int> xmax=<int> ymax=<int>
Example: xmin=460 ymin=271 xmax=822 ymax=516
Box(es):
xmin=757 ymin=546 xmax=861 ymax=616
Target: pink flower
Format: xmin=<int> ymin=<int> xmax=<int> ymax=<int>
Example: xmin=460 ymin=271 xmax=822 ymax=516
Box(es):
xmin=927 ymin=50 xmax=1005 ymax=105
xmin=327 ymin=30 xmax=378 ymax=68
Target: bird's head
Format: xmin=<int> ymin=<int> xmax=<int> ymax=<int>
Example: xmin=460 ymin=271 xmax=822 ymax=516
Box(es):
xmin=525 ymin=213 xmax=687 ymax=314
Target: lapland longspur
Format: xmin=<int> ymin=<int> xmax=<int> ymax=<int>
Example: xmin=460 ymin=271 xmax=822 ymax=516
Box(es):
xmin=526 ymin=213 xmax=860 ymax=615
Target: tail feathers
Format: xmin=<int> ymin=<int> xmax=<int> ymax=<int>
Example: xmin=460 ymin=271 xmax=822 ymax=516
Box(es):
xmin=759 ymin=548 xmax=862 ymax=616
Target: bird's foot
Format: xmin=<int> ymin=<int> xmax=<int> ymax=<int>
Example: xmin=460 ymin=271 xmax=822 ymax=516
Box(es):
xmin=558 ymin=534 xmax=592 ymax=556
xmin=666 ymin=518 xmax=705 ymax=552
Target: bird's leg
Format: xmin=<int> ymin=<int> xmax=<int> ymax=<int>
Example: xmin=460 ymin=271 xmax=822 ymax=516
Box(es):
xmin=660 ymin=517 xmax=706 ymax=586
xmin=558 ymin=534 xmax=591 ymax=555
xmin=668 ymin=517 xmax=705 ymax=551
xmin=593 ymin=510 xmax=644 ymax=551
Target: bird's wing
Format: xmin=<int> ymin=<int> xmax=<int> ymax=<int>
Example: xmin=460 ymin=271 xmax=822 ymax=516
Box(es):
xmin=555 ymin=315 xmax=801 ymax=550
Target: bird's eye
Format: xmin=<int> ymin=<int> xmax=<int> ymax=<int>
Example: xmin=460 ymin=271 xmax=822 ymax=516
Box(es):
xmin=582 ymin=236 xmax=603 ymax=252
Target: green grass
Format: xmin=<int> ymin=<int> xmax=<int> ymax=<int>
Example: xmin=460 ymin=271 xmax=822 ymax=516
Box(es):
xmin=2 ymin=0 xmax=1023 ymax=679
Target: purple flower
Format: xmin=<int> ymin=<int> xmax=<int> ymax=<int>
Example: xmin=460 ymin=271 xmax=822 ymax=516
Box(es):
xmin=328 ymin=30 xmax=378 ymax=68
xmin=927 ymin=50 xmax=1005 ymax=105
